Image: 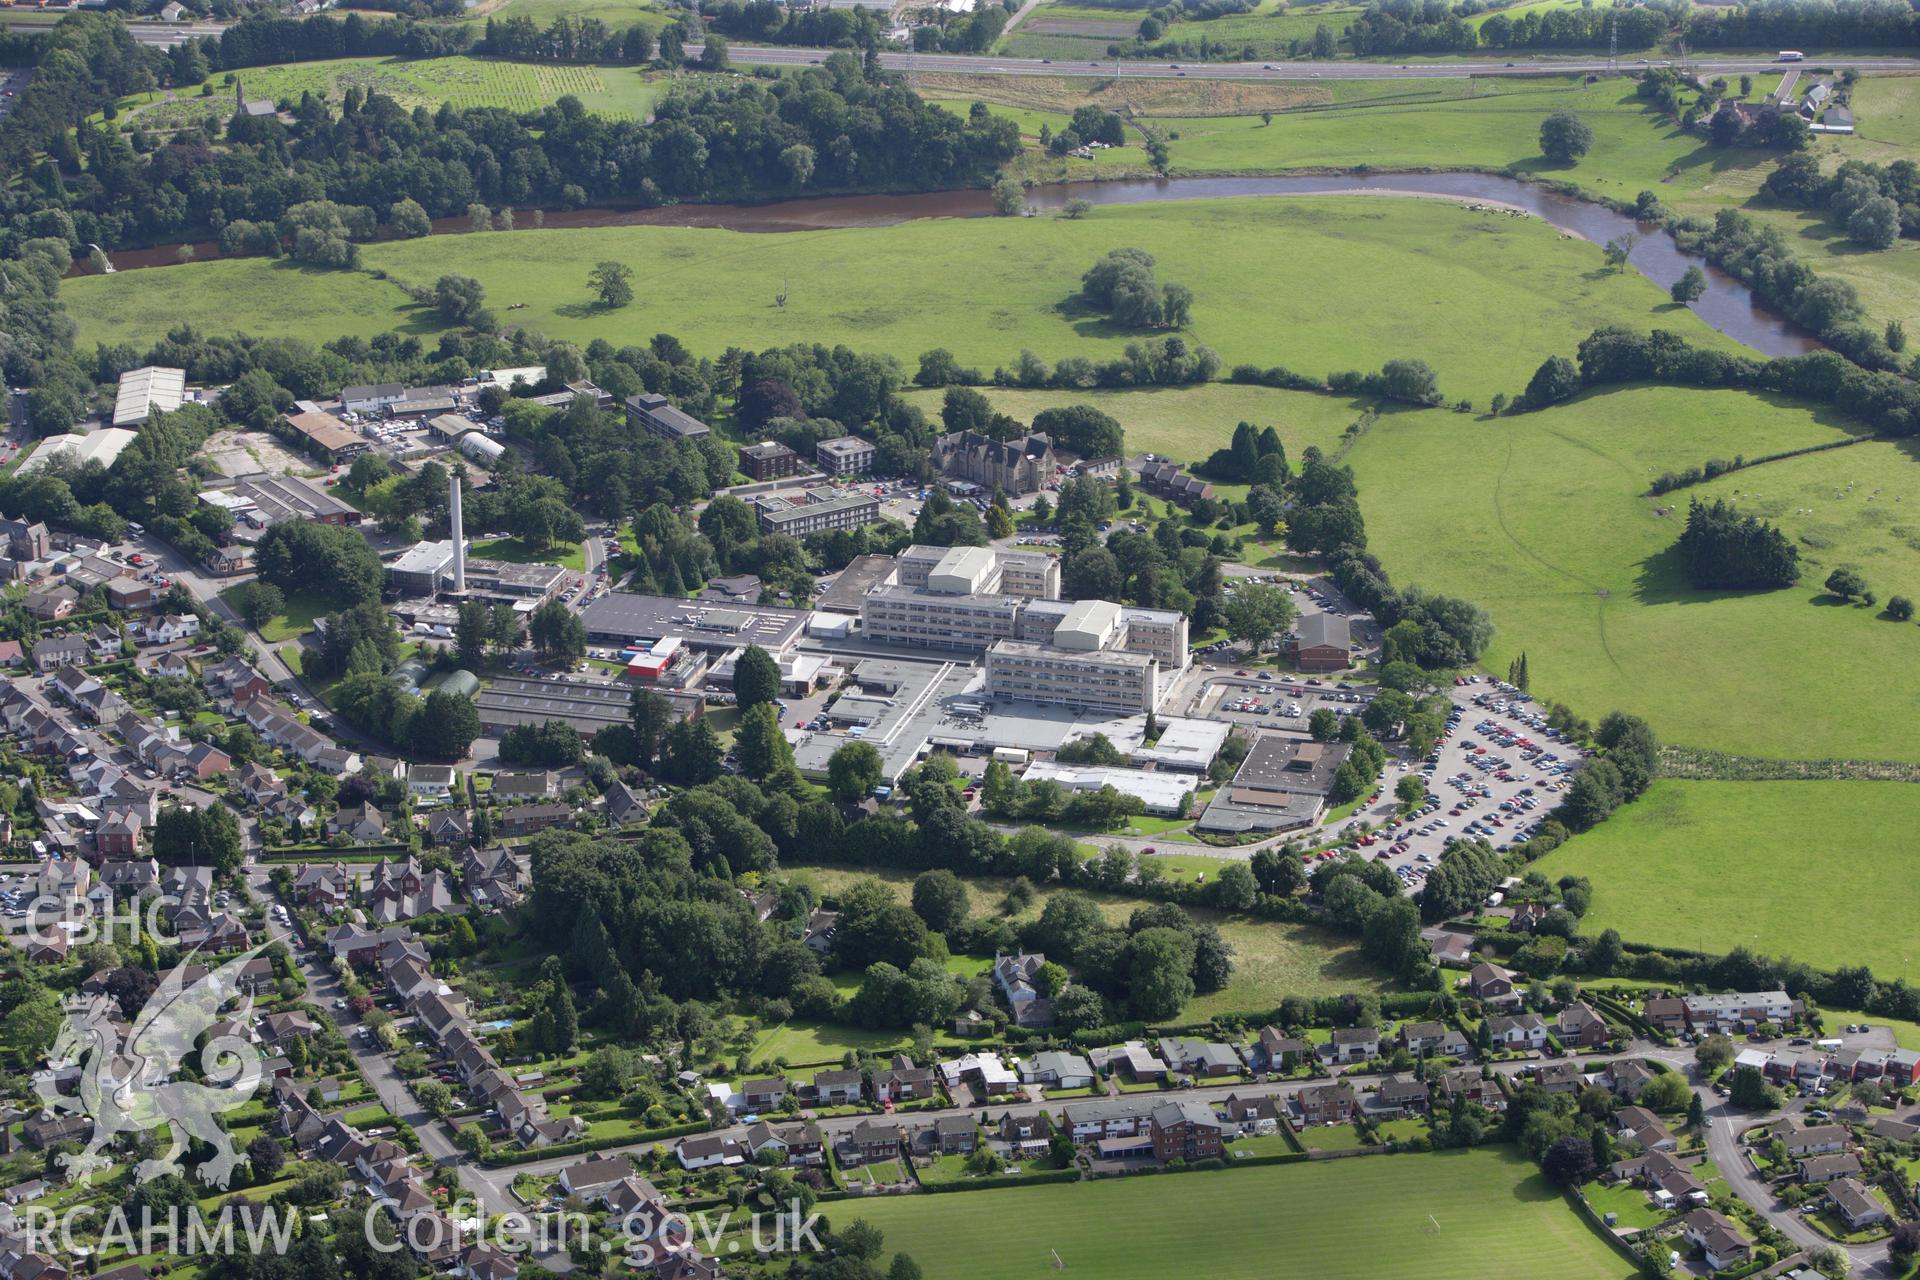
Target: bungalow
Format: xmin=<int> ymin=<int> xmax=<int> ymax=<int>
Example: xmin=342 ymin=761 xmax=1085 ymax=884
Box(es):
xmin=330 ymin=802 xmax=387 ymax=843
xmin=1253 ymin=1025 xmax=1310 ymax=1071
xmin=1611 ymin=1149 xmax=1706 ymax=1208
xmin=558 ymin=1157 xmax=633 ymax=1203
xmin=491 ymin=770 xmax=557 ymax=802
xmin=1398 ymin=1020 xmax=1469 ymax=1059
xmin=1428 ymin=930 xmax=1475 ymax=967
xmin=1020 ymin=1051 xmax=1095 ymax=1090
xmin=1868 ymin=1116 xmax=1920 ymax=1143
xmin=1372 ymin=1075 xmax=1431 ymax=1117
xmin=1829 ymin=1177 xmax=1891 ymax=1230
xmin=1156 ymin=1037 xmax=1242 ymax=1078
xmin=3 ymin=1180 xmax=45 ymax=1207
xmin=1681 ymin=1208 xmax=1751 ymax=1271
xmin=1556 ymin=1001 xmax=1611 ymax=1049
xmin=1485 ymin=1013 xmax=1548 ymax=1050
xmin=1783 ymin=1123 xmax=1850 ymax=1157
xmin=674 ymin=1133 xmax=748 ymax=1170
xmin=941 ymin=1052 xmax=1019 ymax=1096
xmin=1092 ymin=1041 xmax=1169 ymax=1082
xmin=407 ymin=764 xmax=456 ymax=800
xmin=1298 ymin=1080 xmax=1359 ymax=1126
xmin=1468 ymin=962 xmax=1522 ymax=1011
xmin=1318 ymin=1026 xmax=1380 ymax=1065
xmin=1798 ymin=1152 xmax=1862 ymax=1185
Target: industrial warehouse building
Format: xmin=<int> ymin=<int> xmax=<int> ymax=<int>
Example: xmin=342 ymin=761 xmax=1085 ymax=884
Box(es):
xmin=113 ymin=366 xmax=186 ymax=427
xmin=579 ymin=592 xmax=809 ymax=655
xmin=473 ymin=675 xmax=702 ymax=739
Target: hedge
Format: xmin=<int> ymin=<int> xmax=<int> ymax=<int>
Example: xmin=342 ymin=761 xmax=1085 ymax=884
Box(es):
xmin=913 ymin=1168 xmax=1082 ymax=1194
xmin=479 ymin=1120 xmax=708 ymax=1166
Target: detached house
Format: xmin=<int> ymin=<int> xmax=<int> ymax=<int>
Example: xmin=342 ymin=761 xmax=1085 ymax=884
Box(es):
xmin=1681 ymin=1209 xmax=1751 ymax=1271
xmin=1468 ymin=962 xmax=1522 ymax=1011
xmin=1398 ymin=1020 xmax=1469 ymax=1059
xmin=1297 ymin=1080 xmax=1359 ymax=1127
xmin=1318 ymin=1026 xmax=1379 ymax=1066
xmin=1485 ymin=1012 xmax=1548 ymax=1050
xmin=1556 ymin=1001 xmax=1611 ymax=1049
xmin=1253 ymin=1025 xmax=1310 ymax=1071
xmin=329 ymin=802 xmax=387 ymax=843
xmin=872 ymin=1055 xmax=937 ymax=1104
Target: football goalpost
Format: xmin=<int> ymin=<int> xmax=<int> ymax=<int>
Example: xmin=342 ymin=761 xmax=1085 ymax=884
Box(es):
xmin=1051 ymin=1248 xmax=1067 ymax=1269
xmin=1425 ymin=1215 xmax=1442 ymax=1237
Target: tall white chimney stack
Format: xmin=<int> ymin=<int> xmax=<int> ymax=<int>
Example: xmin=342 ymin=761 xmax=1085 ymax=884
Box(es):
xmin=449 ymin=470 xmax=466 ymax=594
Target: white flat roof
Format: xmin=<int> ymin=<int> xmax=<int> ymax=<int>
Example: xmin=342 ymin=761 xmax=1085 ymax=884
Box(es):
xmin=1054 ymin=598 xmax=1121 ymax=650
xmin=18 ymin=428 xmax=139 ymax=475
xmin=113 ymin=366 xmax=185 ymax=427
xmin=1022 ymin=761 xmax=1197 ymax=814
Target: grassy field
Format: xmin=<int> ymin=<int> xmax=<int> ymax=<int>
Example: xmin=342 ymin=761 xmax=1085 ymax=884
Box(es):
xmin=1149 ymin=76 xmax=1721 ymax=206
xmin=846 ymin=1146 xmax=1633 ymax=1280
xmin=64 ymin=196 xmax=1739 ymax=405
xmin=461 ymin=0 xmax=678 ymax=32
xmin=899 ymin=382 xmax=1376 ymax=465
xmin=104 ymin=58 xmax=675 ymax=126
xmin=1537 ymin=779 xmax=1920 ymax=981
xmin=468 ymin=535 xmax=586 ymax=571
xmin=789 ymin=863 xmax=1391 ymax=1014
xmin=221 ymin=584 xmax=330 ymax=644
xmin=1344 ymin=384 xmax=1920 ymax=760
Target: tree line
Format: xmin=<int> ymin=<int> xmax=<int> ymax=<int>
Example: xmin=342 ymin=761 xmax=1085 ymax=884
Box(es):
xmin=1512 ymin=325 xmax=1920 ymax=439
xmin=0 ymin=28 xmax=1019 ymax=254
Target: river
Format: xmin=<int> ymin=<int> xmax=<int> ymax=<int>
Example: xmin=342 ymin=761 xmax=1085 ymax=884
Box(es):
xmin=84 ymin=171 xmax=1819 ymax=357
